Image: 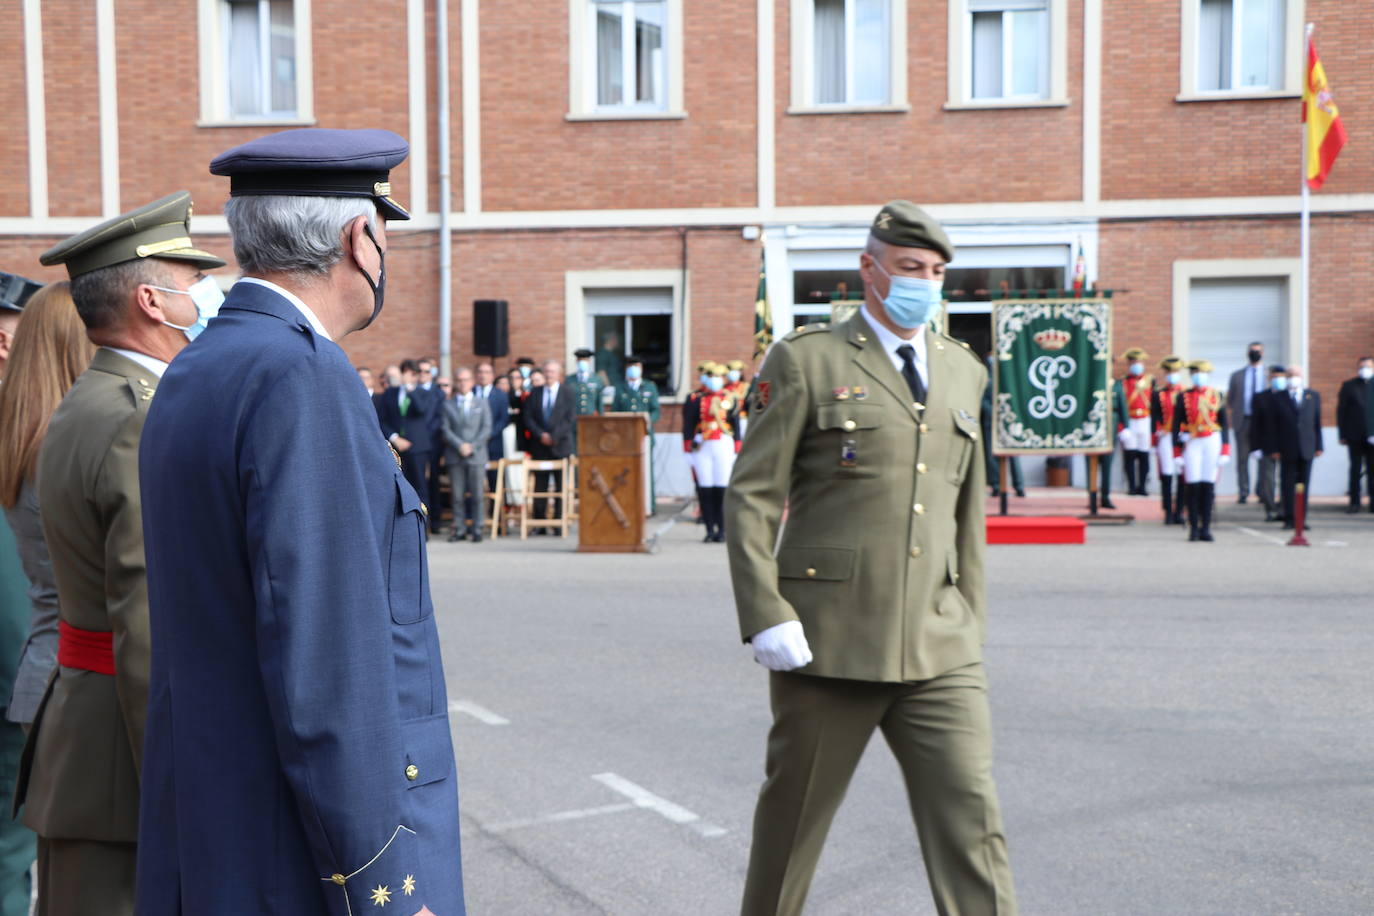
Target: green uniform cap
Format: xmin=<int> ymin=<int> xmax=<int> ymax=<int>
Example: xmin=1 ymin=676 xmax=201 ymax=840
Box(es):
xmin=39 ymin=191 xmax=225 ymax=279
xmin=869 ymin=200 xmax=954 ymax=263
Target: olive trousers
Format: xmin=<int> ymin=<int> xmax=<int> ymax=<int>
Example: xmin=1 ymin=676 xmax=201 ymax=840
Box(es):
xmin=741 ymin=663 xmax=1016 ymax=916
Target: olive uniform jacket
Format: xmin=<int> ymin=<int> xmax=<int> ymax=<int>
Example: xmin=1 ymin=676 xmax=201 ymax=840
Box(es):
xmin=16 ymin=348 xmax=157 ymax=841
xmin=726 ymin=314 xmax=988 ymax=684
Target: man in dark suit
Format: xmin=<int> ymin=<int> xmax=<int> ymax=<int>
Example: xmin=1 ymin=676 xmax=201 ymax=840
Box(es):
xmin=1261 ymin=364 xmax=1323 ymax=530
xmin=1247 ymin=365 xmax=1289 ymax=522
xmin=1226 ymin=341 xmax=1267 ymax=504
xmin=1336 ymin=356 xmax=1374 ymax=513
xmin=474 ymin=361 xmax=509 ymax=491
xmin=377 ymin=358 xmax=436 ymax=504
xmin=524 ymin=359 xmax=575 ymax=525
xmin=417 ymin=357 xmax=446 ymax=532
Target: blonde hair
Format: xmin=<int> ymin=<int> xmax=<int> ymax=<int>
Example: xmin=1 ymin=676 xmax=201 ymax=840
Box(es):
xmin=0 ymin=282 xmax=95 ymax=508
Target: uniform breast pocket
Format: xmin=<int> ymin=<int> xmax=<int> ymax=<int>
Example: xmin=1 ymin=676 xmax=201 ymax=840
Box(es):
xmin=816 ymin=403 xmax=884 ymax=478
xmin=947 ymin=407 xmax=982 ymax=485
xmin=389 ymin=475 xmax=435 ymax=625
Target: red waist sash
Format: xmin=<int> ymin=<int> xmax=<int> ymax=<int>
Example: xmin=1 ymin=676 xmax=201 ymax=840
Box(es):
xmin=58 ymin=620 xmax=115 ymax=675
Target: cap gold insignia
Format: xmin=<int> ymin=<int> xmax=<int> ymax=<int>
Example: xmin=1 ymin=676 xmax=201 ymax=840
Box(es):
xmin=373 ymin=181 xmax=393 ymax=197
xmin=136 ymin=237 xmax=195 ymax=258
xmin=876 ymin=212 xmax=893 ymax=230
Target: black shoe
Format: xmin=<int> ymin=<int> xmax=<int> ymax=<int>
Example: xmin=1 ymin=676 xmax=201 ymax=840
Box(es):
xmin=1281 ymin=522 xmax=1294 ymax=530
xmin=1199 ymin=530 xmax=1214 ymax=541
xmin=1188 ymin=529 xmax=1200 ymax=541
xmin=1015 ymin=488 xmax=1026 ymax=498
xmin=1265 ymin=512 xmax=1280 ymax=522
xmin=447 ymin=532 xmax=466 ymax=542
xmin=1101 ymin=498 xmax=1117 ymax=510
xmin=1347 ymin=505 xmax=1360 ymax=514
xmin=471 ymin=534 xmax=483 ymax=543
xmin=990 ymin=488 xmax=1001 ymax=498
xmin=1238 ymin=495 xmax=1248 ymax=505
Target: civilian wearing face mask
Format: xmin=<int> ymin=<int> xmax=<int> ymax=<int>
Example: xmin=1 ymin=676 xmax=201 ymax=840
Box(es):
xmin=1171 ymin=358 xmax=1230 ymax=541
xmin=611 ymin=356 xmax=662 ymax=515
xmin=1336 ymin=357 xmax=1374 ymax=513
xmin=1260 ymin=365 xmax=1324 ymax=530
xmin=1247 ymin=365 xmax=1289 ymax=521
xmin=693 ymin=364 xmax=739 ymax=542
xmin=1116 ymin=347 xmax=1156 ymax=497
xmin=1151 ymin=356 xmax=1189 ymax=525
xmin=1226 ymin=342 xmax=1267 ymax=505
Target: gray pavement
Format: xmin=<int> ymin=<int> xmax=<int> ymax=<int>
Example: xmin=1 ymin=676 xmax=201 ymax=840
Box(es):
xmin=429 ymin=500 xmax=1374 ymax=915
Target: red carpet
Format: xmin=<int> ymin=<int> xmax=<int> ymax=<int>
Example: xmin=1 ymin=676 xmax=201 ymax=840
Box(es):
xmin=985 ymin=515 xmax=1086 ymax=544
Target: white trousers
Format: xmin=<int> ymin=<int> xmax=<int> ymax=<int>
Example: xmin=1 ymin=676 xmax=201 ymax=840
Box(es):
xmin=1155 ymin=433 xmax=1175 ymax=475
xmin=696 ymin=437 xmax=737 ymax=487
xmin=1183 ymin=435 xmax=1222 ymax=484
xmin=1121 ymin=416 xmax=1152 ymax=451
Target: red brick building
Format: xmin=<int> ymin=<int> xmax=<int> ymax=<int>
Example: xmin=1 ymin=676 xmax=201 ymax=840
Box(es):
xmin=2 ymin=0 xmax=1371 ymax=493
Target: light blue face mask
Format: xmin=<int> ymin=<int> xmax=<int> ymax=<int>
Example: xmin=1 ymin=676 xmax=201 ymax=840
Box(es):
xmin=1192 ymin=372 xmax=1210 ymax=387
xmin=577 ymin=360 xmax=591 ymax=376
xmin=1129 ymin=362 xmax=1145 ymax=376
xmin=153 ymin=277 xmax=224 ymax=342
xmin=699 ymin=374 xmax=710 ymax=388
xmin=727 ymin=370 xmax=742 ymax=383
xmin=1167 ymin=372 xmax=1181 ymax=386
xmin=872 ymin=260 xmax=942 ymax=330
xmin=626 ymin=365 xmax=643 ymax=381
xmin=1271 ymin=377 xmax=1287 ymax=391
xmin=520 ymin=366 xmax=531 ymax=378
xmin=707 ymin=376 xmax=725 ymax=392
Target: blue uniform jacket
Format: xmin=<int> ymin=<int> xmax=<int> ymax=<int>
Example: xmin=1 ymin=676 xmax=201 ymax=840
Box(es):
xmin=136 ymin=281 xmax=464 ymax=915
xmin=480 ymin=387 xmax=509 ymax=461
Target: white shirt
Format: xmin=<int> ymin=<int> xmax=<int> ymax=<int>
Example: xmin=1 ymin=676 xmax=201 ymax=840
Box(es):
xmin=106 ymin=347 xmax=169 ymax=379
xmin=860 ymin=305 xmax=929 ymax=390
xmin=237 ymin=277 xmax=331 ymax=340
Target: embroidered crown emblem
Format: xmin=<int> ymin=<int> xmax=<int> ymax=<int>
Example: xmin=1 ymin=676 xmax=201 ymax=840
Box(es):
xmin=1033 ymin=329 xmax=1072 ymax=351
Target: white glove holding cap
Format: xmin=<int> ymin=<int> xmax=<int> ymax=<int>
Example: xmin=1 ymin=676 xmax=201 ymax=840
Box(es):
xmin=749 ymin=620 xmax=813 ymax=672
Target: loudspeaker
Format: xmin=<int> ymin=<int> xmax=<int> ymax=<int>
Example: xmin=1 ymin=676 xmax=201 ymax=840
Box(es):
xmin=473 ymin=299 xmax=509 ymax=357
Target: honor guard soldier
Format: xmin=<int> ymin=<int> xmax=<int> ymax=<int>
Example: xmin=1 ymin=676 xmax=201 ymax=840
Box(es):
xmin=683 ymin=360 xmax=712 ymax=522
xmin=727 ymin=200 xmax=1016 ymax=915
xmin=1151 ymin=356 xmax=1188 ymax=525
xmin=137 ymin=130 xmax=463 ymax=916
xmin=611 ymin=355 xmax=661 ymax=515
xmin=1172 ymin=359 xmax=1230 ymax=542
xmin=17 ymin=192 xmax=226 ymax=915
xmin=1118 ymin=347 xmax=1155 ymax=495
xmin=725 ymin=358 xmax=752 ymax=438
xmin=694 ymin=363 xmax=740 ymax=542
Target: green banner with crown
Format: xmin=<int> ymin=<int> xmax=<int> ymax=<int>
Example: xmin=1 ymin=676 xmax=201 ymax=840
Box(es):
xmin=991 ymin=298 xmax=1114 ymax=455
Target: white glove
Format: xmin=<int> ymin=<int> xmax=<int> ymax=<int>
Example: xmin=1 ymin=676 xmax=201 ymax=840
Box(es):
xmin=1218 ymin=453 xmax=1231 ymax=467
xmin=1117 ymin=429 xmax=1130 ymax=445
xmin=1368 ymin=435 xmax=1374 ymax=445
xmin=749 ymin=620 xmax=813 ymax=672
xmin=1174 ymin=457 xmax=1185 ymax=474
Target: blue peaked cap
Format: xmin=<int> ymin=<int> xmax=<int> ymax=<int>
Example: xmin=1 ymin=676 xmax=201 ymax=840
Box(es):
xmin=210 ymin=128 xmax=410 ymax=220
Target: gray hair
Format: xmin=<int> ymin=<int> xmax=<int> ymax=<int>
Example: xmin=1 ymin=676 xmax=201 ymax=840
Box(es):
xmin=69 ymin=258 xmax=172 ymax=332
xmin=224 ymin=195 xmax=377 ymax=278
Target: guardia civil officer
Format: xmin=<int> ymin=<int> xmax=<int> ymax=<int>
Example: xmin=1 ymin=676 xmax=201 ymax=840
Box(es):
xmin=136 ymin=130 xmax=462 ymax=916
xmin=17 ymin=193 xmax=226 ymax=914
xmin=611 ymin=355 xmax=661 ymax=515
xmin=727 ymin=201 xmax=1016 ymax=915
xmin=1172 ymin=359 xmax=1231 ymax=542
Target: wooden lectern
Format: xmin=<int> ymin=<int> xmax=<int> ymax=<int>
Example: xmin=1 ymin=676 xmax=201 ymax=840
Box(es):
xmin=577 ymin=413 xmax=648 ymax=553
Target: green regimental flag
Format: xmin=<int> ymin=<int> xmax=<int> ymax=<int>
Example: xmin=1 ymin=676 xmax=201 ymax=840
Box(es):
xmin=754 ymin=248 xmax=774 ymax=358
xmin=991 ymin=298 xmax=1114 ymax=454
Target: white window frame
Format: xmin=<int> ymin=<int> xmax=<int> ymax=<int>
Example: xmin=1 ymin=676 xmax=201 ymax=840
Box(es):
xmin=788 ymin=0 xmax=908 ymax=114
xmin=197 ymin=0 xmax=314 ymax=126
xmin=568 ymin=0 xmax=685 ymax=121
xmin=564 ymin=270 xmax=688 ymax=400
xmin=1171 ymin=259 xmax=1301 ymax=366
xmin=946 ymin=0 xmax=1067 ymax=109
xmin=1176 ymin=0 xmax=1303 ymax=102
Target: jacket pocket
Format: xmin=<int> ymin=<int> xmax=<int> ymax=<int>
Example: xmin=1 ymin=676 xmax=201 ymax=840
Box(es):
xmin=817 ymin=403 xmax=884 ymax=479
xmin=389 ymin=474 xmax=435 ymax=625
xmin=948 ymin=407 xmax=981 ymax=485
xmin=777 ymin=546 xmax=856 ymax=582
xmin=400 ymin=712 xmax=453 ymax=789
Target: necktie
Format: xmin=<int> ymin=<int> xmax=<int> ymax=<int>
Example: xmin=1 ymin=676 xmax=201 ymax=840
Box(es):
xmin=896 ymin=344 xmax=926 ymax=404
xmin=545 ymin=388 xmax=553 ymax=413
xmin=399 ymin=389 xmax=409 ymax=416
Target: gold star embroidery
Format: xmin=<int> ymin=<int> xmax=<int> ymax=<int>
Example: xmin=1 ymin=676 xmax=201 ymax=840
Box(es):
xmin=370 ymin=885 xmax=392 ymax=906
xmin=402 ymin=875 xmax=416 ymax=896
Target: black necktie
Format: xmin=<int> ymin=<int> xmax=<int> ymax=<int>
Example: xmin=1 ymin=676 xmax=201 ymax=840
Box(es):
xmin=896 ymin=344 xmax=926 ymax=404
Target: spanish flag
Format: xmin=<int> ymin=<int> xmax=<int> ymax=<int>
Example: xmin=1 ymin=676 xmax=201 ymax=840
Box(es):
xmin=1304 ymin=36 xmax=1347 ymax=191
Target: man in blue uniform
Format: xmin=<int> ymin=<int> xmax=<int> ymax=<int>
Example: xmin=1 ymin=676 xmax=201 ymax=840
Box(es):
xmin=137 ymin=129 xmax=463 ymax=916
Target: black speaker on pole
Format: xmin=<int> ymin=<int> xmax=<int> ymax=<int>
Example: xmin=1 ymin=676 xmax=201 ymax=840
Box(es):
xmin=473 ymin=299 xmax=509 ymax=357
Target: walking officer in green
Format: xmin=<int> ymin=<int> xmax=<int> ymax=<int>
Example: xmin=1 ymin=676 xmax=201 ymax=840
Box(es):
xmin=726 ymin=200 xmax=1016 ymax=916
xmin=611 ymin=355 xmax=661 ymax=515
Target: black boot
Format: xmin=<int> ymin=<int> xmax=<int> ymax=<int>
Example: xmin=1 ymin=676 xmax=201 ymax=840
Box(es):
xmin=1199 ymin=482 xmax=1215 ymax=541
xmin=1135 ymin=452 xmax=1150 ymax=496
xmin=1161 ymin=475 xmax=1173 ymax=525
xmin=1186 ymin=484 xmax=1200 ymax=541
xmin=1123 ymin=454 xmax=1138 ymax=497
xmin=710 ymin=488 xmax=727 ymax=542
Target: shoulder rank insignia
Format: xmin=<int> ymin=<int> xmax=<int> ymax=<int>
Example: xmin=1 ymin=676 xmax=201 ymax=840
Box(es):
xmin=388 ymin=443 xmax=403 ymax=469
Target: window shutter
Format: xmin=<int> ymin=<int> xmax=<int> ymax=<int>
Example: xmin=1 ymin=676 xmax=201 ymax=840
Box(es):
xmin=1188 ymin=278 xmax=1286 ymax=382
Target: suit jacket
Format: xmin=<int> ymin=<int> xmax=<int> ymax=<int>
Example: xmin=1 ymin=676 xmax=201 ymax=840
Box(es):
xmin=135 ymin=282 xmax=464 ymax=916
xmin=1336 ymin=376 xmax=1371 ymax=443
xmin=17 ymin=348 xmax=156 ymax=841
xmin=1264 ymin=388 xmax=1324 ymax=461
xmin=1227 ymin=364 xmax=1265 ymax=430
xmin=726 ymin=314 xmax=987 ymax=683
xmin=523 ymin=383 xmax=576 ymax=459
xmin=442 ymin=394 xmax=492 ymax=467
xmin=420 ymin=382 xmax=446 ymax=453
xmin=475 ymin=385 xmax=509 ymax=460
xmin=375 ymin=384 xmax=436 ymax=455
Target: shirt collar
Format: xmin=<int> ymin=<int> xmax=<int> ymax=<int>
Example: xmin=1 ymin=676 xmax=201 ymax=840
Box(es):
xmin=237 ymin=277 xmax=332 ymax=340
xmin=105 ymin=347 xmax=170 ymax=379
xmin=860 ymin=305 xmax=927 ymax=365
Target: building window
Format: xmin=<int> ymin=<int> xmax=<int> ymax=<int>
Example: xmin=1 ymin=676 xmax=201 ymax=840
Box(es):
xmin=569 ymin=0 xmax=683 ymax=119
xmin=198 ymin=0 xmax=312 ymax=125
xmin=1196 ymin=0 xmax=1284 ymax=92
xmin=585 ymin=288 xmax=675 ymax=393
xmin=946 ymin=0 xmax=1066 ymax=108
xmin=968 ymin=1 xmax=1049 ymax=100
xmin=789 ymin=0 xmax=906 ymax=111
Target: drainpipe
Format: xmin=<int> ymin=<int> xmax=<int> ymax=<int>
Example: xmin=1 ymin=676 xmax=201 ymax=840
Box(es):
xmin=436 ymin=0 xmax=453 ymax=378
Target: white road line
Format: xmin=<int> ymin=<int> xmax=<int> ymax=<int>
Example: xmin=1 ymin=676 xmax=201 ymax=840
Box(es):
xmin=483 ymin=803 xmax=634 ymax=834
xmin=592 ymin=772 xmax=728 ymax=838
xmin=1235 ymin=526 xmax=1289 ymax=546
xmin=448 ymin=700 xmax=510 ymax=725
xmin=1324 ymin=540 xmax=1348 ymax=548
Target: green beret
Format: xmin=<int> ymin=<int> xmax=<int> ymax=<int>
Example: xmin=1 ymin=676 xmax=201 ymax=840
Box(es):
xmin=869 ymin=200 xmax=954 ymax=262
xmin=39 ymin=191 xmax=225 ymax=279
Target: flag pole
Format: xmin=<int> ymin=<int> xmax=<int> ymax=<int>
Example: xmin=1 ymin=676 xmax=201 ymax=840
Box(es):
xmin=1300 ymin=21 xmax=1313 ymax=372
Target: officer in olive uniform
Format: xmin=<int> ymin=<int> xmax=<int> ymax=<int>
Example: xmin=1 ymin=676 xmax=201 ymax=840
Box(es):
xmin=16 ymin=193 xmax=226 ymax=914
xmin=727 ymin=201 xmax=1016 ymax=916
xmin=611 ymin=355 xmax=661 ymax=515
